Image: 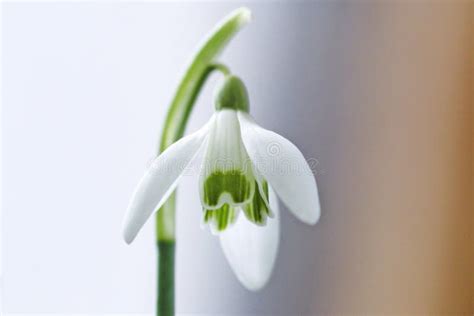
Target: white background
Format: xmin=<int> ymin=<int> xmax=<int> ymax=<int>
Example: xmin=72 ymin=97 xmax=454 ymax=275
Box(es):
xmin=2 ymin=2 xmax=473 ymax=315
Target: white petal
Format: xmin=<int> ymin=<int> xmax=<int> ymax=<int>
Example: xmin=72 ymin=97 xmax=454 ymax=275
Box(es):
xmin=238 ymin=112 xmax=320 ymax=224
xmin=219 ymin=187 xmax=280 ymax=291
xmin=122 ymin=118 xmax=212 ymax=244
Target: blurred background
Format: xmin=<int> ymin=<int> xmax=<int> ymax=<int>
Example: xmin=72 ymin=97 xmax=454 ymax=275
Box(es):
xmin=1 ymin=2 xmax=473 ymax=315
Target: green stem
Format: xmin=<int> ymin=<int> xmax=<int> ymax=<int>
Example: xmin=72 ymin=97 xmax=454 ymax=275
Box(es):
xmin=157 ymin=241 xmax=175 ymax=316
xmin=154 ymin=8 xmax=251 ymax=316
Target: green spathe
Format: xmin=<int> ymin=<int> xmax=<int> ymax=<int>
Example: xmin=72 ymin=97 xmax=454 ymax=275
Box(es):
xmin=214 ymin=75 xmax=250 ymax=112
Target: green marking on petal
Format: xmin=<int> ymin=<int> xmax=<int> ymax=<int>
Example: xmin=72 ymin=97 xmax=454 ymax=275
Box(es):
xmin=261 ymin=180 xmax=269 ymax=202
xmin=203 ymin=169 xmax=255 ymax=208
xmin=203 ymin=204 xmax=238 ymax=232
xmin=243 ymin=180 xmax=272 ymax=225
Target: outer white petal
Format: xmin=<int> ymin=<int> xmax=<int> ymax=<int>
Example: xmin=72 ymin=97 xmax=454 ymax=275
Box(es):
xmin=219 ymin=187 xmax=280 ymax=291
xmin=122 ymin=118 xmax=212 ymax=244
xmin=237 ymin=112 xmax=320 ymax=224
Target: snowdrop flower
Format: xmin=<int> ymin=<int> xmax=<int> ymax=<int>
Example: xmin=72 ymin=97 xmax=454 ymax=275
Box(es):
xmin=123 ymin=75 xmax=320 ymax=290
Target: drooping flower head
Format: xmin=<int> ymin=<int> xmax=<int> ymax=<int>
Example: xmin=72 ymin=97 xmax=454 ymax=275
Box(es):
xmin=200 ymin=76 xmax=273 ymax=233
xmin=123 ymin=74 xmax=320 ymax=290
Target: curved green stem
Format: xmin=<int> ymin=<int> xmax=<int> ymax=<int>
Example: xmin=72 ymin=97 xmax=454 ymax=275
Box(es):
xmin=209 ymin=63 xmax=231 ymax=76
xmin=154 ymin=8 xmax=251 ymax=316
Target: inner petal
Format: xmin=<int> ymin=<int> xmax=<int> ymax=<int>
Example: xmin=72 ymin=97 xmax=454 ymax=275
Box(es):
xmin=243 ymin=179 xmax=272 ymax=226
xmin=199 ymin=110 xmax=255 ymax=209
xmin=203 ymin=203 xmax=239 ymax=233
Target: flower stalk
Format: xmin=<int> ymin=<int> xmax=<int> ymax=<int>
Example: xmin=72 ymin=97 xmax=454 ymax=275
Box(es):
xmin=154 ymin=8 xmax=251 ymax=316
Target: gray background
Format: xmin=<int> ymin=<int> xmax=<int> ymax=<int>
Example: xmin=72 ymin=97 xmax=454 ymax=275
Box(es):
xmin=2 ymin=2 xmax=473 ymax=315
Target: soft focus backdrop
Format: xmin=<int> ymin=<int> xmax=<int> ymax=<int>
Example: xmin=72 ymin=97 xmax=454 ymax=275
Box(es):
xmin=1 ymin=2 xmax=473 ymax=315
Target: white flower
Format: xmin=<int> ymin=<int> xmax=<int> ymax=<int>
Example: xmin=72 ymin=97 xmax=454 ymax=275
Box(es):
xmin=123 ymin=75 xmax=320 ymax=291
